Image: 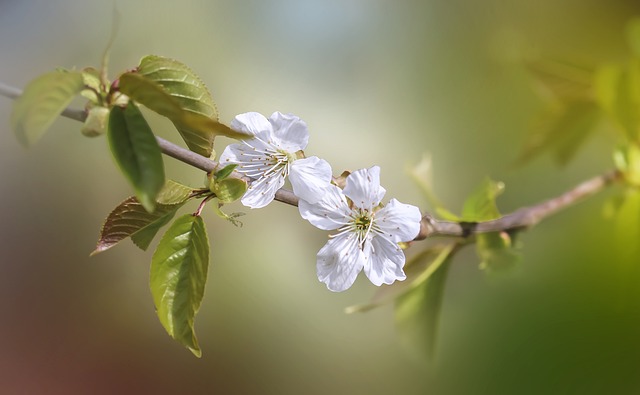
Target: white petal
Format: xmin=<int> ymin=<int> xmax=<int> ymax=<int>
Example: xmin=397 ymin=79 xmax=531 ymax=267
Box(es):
xmin=231 ymin=112 xmax=272 ymax=136
xmin=289 ymin=157 xmax=333 ymax=203
xmin=268 ymin=112 xmax=309 ymax=152
xmin=240 ymin=172 xmax=286 ymax=208
xmin=362 ymin=234 xmax=406 ymax=286
xmin=298 ymin=184 xmax=351 ymax=230
xmin=375 ymin=198 xmax=422 ymax=243
xmin=219 ymin=139 xmax=277 ymax=180
xmin=343 ymin=166 xmax=386 ymax=210
xmin=317 ymin=233 xmax=365 ymax=292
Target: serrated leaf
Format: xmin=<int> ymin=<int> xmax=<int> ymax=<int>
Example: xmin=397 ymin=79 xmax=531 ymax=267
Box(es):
xmin=395 ymin=250 xmax=453 ymax=360
xmin=137 ymin=55 xmax=218 ymax=120
xmin=108 ymin=102 xmax=165 ymax=212
xmin=150 ymin=214 xmax=209 ymax=357
xmin=517 ymin=100 xmax=601 ymax=166
xmin=91 ymin=196 xmax=187 ymax=255
xmin=10 ymin=70 xmax=85 ymax=146
xmin=460 ymin=178 xmax=504 ymax=222
xmin=595 ymin=63 xmax=640 ymax=141
xmin=118 ymin=72 xmax=247 ymax=157
xmin=157 ymin=179 xmax=200 ymax=205
xmin=476 ymin=231 xmax=521 ymax=272
xmin=346 ymin=244 xmax=455 ymax=314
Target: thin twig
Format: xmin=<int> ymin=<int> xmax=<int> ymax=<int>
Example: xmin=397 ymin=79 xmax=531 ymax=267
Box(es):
xmin=0 ymin=82 xmax=620 ymax=240
xmin=415 ymin=169 xmax=621 ymax=239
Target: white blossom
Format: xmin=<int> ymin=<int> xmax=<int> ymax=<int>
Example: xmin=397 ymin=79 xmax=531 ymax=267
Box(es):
xmin=219 ymin=112 xmax=332 ymax=208
xmin=299 ymin=166 xmax=422 ymax=292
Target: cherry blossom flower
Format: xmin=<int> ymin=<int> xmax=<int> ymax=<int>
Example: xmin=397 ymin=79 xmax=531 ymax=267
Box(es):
xmin=219 ymin=112 xmax=332 ymax=208
xmin=299 ymin=166 xmax=422 ymax=292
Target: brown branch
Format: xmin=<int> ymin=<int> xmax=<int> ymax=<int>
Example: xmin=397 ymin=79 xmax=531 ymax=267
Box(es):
xmin=415 ymin=169 xmax=622 ymax=239
xmin=0 ymin=82 xmax=621 ymax=241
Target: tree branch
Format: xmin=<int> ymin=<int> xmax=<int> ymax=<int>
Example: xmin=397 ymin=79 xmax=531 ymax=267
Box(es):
xmin=415 ymin=169 xmax=621 ymax=239
xmin=0 ymin=82 xmax=621 ymax=241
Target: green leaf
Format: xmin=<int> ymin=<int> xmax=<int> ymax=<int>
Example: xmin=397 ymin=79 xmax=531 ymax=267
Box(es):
xmin=80 ymin=67 xmax=103 ymax=104
xmin=156 ymin=179 xmax=201 ymax=205
xmin=211 ymin=178 xmax=247 ymax=203
xmin=517 ymin=100 xmax=601 ymax=166
xmin=395 ymin=249 xmax=454 ymax=360
xmin=214 ymin=163 xmax=238 ymax=181
xmin=407 ymin=154 xmax=460 ymax=220
xmin=614 ymin=143 xmax=640 ymax=187
xmin=10 ymin=70 xmax=85 ymax=146
xmin=118 ymin=72 xmax=246 ymax=157
xmin=595 ymin=62 xmax=640 ymax=141
xmin=611 ymin=189 xmax=640 ymax=260
xmin=150 ymin=214 xmax=209 ymax=357
xmin=524 ymin=59 xmax=593 ymax=103
xmin=460 ymin=178 xmax=504 ymax=222
xmin=476 ymin=231 xmax=521 ymax=272
xmin=137 ymin=55 xmax=218 ymax=120
xmin=626 ymin=17 xmax=640 ymax=59
xmin=108 ymin=102 xmax=165 ymax=212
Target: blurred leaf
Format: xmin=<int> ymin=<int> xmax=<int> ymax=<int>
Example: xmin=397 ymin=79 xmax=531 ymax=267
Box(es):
xmin=395 ymin=249 xmax=453 ymax=360
xmin=108 ymin=102 xmax=165 ymax=212
xmin=613 ymin=143 xmax=640 ymax=187
xmin=595 ymin=62 xmax=640 ymax=141
xmin=525 ymin=59 xmax=593 ymax=102
xmin=460 ymin=178 xmax=504 ymax=222
xmin=119 ymin=72 xmax=246 ymax=157
xmin=150 ymin=214 xmax=209 ymax=358
xmin=476 ymin=231 xmax=521 ymax=272
xmin=517 ymin=100 xmax=601 ymax=166
xmin=612 ymin=188 xmax=640 ymax=260
xmin=10 ymin=70 xmax=85 ymax=146
xmin=346 ymin=244 xmax=456 ymax=314
xmin=626 ymin=17 xmax=640 ymax=59
xmin=408 ymin=154 xmax=459 ymax=220
xmin=81 ymin=67 xmax=103 ymax=104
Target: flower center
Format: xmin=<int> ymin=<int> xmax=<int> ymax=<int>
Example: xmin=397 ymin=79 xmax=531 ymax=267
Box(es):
xmin=349 ymin=208 xmax=377 ymax=246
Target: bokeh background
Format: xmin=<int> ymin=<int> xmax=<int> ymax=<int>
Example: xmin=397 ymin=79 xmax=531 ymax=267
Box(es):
xmin=2 ymin=1 xmax=640 ymax=394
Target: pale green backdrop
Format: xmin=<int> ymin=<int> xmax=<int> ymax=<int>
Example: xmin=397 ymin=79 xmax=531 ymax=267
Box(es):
xmin=1 ymin=1 xmax=639 ymax=394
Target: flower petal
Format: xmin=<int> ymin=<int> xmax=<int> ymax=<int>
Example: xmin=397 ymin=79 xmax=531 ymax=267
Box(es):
xmin=240 ymin=172 xmax=286 ymax=208
xmin=362 ymin=234 xmax=406 ymax=286
xmin=343 ymin=166 xmax=386 ymax=210
xmin=289 ymin=157 xmax=333 ymax=203
xmin=317 ymin=232 xmax=365 ymax=292
xmin=298 ymin=184 xmax=351 ymax=230
xmin=231 ymin=112 xmax=272 ymax=136
xmin=375 ymin=198 xmax=422 ymax=243
xmin=268 ymin=112 xmax=309 ymax=152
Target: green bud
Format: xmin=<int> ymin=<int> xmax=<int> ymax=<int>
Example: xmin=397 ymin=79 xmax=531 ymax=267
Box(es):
xmin=81 ymin=106 xmax=110 ymax=137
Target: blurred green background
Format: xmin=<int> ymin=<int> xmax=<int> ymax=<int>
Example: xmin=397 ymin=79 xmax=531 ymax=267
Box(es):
xmin=2 ymin=1 xmax=640 ymax=394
